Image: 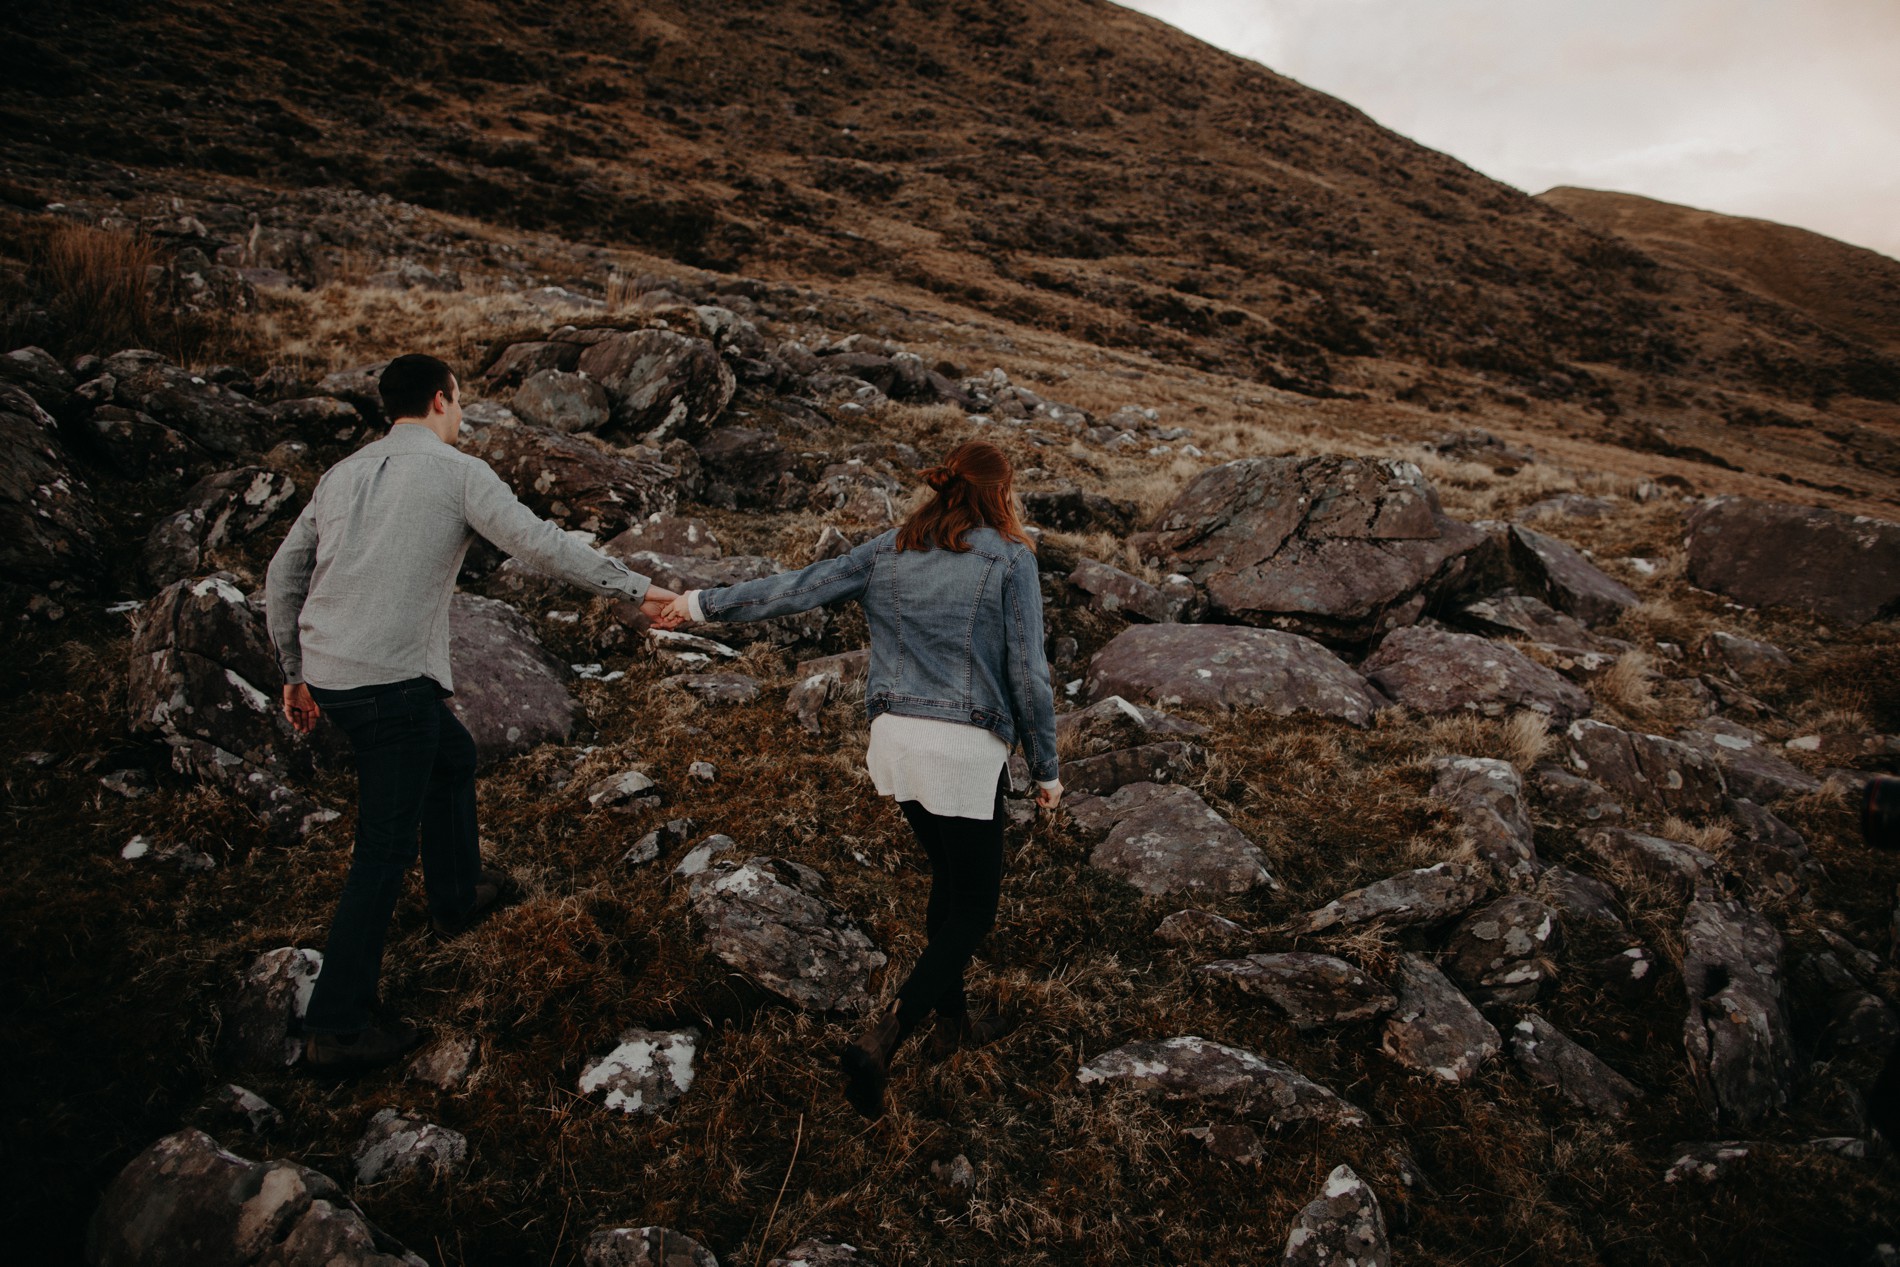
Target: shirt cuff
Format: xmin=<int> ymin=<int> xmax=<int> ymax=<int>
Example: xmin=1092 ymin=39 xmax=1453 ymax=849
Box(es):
xmin=1037 ymin=777 xmax=1061 ymax=790
xmin=686 ymin=590 xmax=706 ymax=622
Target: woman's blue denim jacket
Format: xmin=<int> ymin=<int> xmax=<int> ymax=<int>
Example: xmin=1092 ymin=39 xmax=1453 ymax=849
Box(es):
xmin=698 ymin=525 xmax=1061 ymax=783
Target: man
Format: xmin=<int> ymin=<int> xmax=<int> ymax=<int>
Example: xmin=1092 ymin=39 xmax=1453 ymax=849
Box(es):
xmin=265 ymin=353 xmax=675 ymax=1072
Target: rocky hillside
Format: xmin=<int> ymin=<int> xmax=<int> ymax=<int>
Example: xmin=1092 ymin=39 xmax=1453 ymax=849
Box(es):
xmin=3 ymin=2 xmax=1900 ymax=1266
xmin=1542 ymin=186 xmax=1900 ymax=358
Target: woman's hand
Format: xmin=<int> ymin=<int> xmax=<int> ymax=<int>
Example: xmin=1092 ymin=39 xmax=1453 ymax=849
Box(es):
xmin=650 ymin=593 xmax=695 ymax=630
xmin=1035 ymin=780 xmax=1063 ymax=811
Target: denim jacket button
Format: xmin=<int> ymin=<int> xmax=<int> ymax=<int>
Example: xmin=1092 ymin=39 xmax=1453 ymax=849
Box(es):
xmin=970 ymin=710 xmax=984 ymax=722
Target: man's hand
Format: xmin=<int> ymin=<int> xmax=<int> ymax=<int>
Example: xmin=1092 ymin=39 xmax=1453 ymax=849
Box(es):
xmin=652 ymin=593 xmax=694 ymax=630
xmin=1036 ymin=780 xmax=1063 ymax=811
xmin=638 ymin=585 xmax=680 ymax=626
xmin=283 ymin=683 xmax=320 ymax=735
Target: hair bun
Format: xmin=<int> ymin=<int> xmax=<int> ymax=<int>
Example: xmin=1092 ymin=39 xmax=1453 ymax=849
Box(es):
xmin=924 ymin=465 xmax=958 ymax=492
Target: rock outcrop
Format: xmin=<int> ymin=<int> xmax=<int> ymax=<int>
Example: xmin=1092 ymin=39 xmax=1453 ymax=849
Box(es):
xmin=1685 ymin=496 xmax=1900 ymax=627
xmin=461 ymin=419 xmax=682 ymax=537
xmin=689 ymin=857 xmax=885 ymax=1012
xmin=1298 ymin=862 xmax=1489 ymax=933
xmin=579 ymin=1028 xmax=700 ymax=1116
xmin=1078 ymin=1036 xmax=1367 ymax=1128
xmin=1199 ymin=953 xmax=1396 ymax=1028
xmin=1380 ymin=954 xmax=1501 ymax=1082
xmin=1681 ymin=895 xmax=1796 ymax=1129
xmin=1084 ymin=624 xmax=1387 ymax=723
xmin=1361 ymin=625 xmax=1591 ymax=723
xmin=1 ymin=384 xmax=104 ymax=588
xmin=576 ymin=329 xmax=735 ymax=443
xmin=1509 ymin=1012 xmax=1642 ymax=1118
xmin=1066 ymin=782 xmax=1277 ymax=897
xmin=446 ymin=594 xmax=578 ymax=765
xmin=1281 ymin=1164 xmax=1391 ymax=1267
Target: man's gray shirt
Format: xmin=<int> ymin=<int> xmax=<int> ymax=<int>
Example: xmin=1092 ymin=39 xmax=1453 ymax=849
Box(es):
xmin=265 ymin=423 xmax=651 ymax=693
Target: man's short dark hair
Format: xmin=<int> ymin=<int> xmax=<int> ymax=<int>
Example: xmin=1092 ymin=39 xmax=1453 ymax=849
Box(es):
xmin=379 ymin=354 xmax=457 ymax=422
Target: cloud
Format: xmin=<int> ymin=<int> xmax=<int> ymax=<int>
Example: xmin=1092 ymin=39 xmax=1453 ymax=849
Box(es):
xmin=1120 ymin=0 xmax=1900 ymax=258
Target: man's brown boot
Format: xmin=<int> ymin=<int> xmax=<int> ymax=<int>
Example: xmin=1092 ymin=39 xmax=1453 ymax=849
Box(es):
xmin=839 ymin=1004 xmax=906 ymax=1119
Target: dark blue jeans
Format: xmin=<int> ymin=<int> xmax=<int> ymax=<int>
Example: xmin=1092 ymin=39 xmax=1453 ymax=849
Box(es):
xmin=302 ymin=677 xmax=479 ymax=1035
xmin=893 ymin=772 xmax=1007 ymax=1032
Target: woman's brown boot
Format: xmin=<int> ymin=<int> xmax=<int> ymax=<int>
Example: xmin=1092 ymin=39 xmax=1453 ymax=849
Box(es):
xmin=840 ymin=1004 xmax=906 ymax=1119
xmin=925 ymin=1008 xmax=1009 ymax=1061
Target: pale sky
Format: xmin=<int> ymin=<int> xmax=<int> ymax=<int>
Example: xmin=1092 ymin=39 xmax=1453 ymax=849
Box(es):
xmin=1121 ymin=0 xmax=1900 ymax=259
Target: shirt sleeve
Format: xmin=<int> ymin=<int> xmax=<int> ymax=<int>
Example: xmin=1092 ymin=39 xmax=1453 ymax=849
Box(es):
xmin=462 ymin=459 xmax=651 ymax=603
xmin=685 ymin=590 xmax=706 ymax=623
xmin=264 ymin=499 xmax=319 ymax=685
xmin=1003 ymin=551 xmax=1061 ymax=784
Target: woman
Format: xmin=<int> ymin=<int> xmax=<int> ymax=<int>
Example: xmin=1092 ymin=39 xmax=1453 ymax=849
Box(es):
xmin=658 ymin=439 xmax=1062 ymax=1119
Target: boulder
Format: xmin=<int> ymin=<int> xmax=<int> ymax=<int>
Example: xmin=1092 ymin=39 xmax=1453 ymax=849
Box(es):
xmin=1380 ymin=954 xmax=1502 ymax=1083
xmin=196 ymin=1084 xmax=285 ymax=1137
xmin=1442 ymin=894 xmax=1562 ymax=1005
xmin=407 ymin=1036 xmax=477 ymax=1090
xmin=1726 ymin=798 xmax=1819 ymax=901
xmin=1068 ymin=558 xmax=1190 ymax=624
xmin=1 ymin=344 xmax=74 ymax=411
xmin=1022 ymin=481 xmax=1139 ymax=534
xmin=674 ymin=834 xmax=741 ymax=878
xmin=1281 ymin=1164 xmax=1390 ymax=1267
xmin=1428 ymin=756 xmax=1541 ymax=883
xmin=1460 ymin=592 xmax=1606 ymax=647
xmin=1198 ymin=952 xmax=1396 ymax=1029
xmin=351 ymin=1110 xmax=468 ymax=1184
xmin=607 ymin=548 xmax=823 ymax=647
xmin=1297 ymin=862 xmax=1489 ymax=933
xmin=102 ymin=350 xmax=278 ymax=455
xmin=689 ymin=857 xmax=886 ymax=1012
xmin=1509 ymin=1011 xmax=1642 ymax=1118
xmin=1154 ymin=909 xmax=1260 ymax=952
xmin=1063 ymin=741 xmax=1205 ymax=797
xmin=1681 ymin=895 xmax=1796 ymax=1128
xmin=86 ymin=1129 xmax=425 ymax=1267
xmin=483 ymin=339 xmax=582 ymax=389
xmin=1685 ymin=496 xmax=1900 ymax=627
xmin=461 ymin=420 xmax=681 ymax=537
xmin=1678 ymin=719 xmax=1823 ymax=803
xmin=511 ymin=368 xmax=611 ymax=434
xmin=1588 ymin=829 xmax=1722 ymax=897
xmin=786 ymin=649 xmax=869 ymax=735
xmin=269 ymin=396 xmax=361 ymax=437
xmin=447 ymin=594 xmax=578 ymax=765
xmin=1700 ymin=630 xmax=1791 ymax=677
xmin=1527 ymin=764 xmax=1627 ymax=828
xmin=1076 ymin=1036 xmax=1367 ymax=1128
xmin=1 ymin=385 xmax=103 ymax=587
xmin=1141 ymin=455 xmax=1487 ymax=644
xmin=579 ymin=1027 xmax=700 ymax=1116
xmin=603 ymin=513 xmax=724 ymax=559
xmin=1564 ymin=719 xmax=1727 ymax=818
xmin=84 ymin=404 xmax=205 ymax=482
xmin=584 ymin=1227 xmax=720 ymax=1267
xmin=1084 ymin=624 xmax=1387 ymax=723
xmin=219 ymin=946 xmax=322 ymax=1068
xmin=1057 ymin=695 xmax=1209 ymax=755
xmin=1533 ymin=866 xmax=1624 ymax=930
xmin=1066 ymin=782 xmax=1277 ymax=897
xmin=1361 ymin=625 xmax=1591 ymax=724
xmin=582 ymin=769 xmax=662 ymax=810
xmin=576 ymin=329 xmax=735 ymax=443
xmin=142 ymin=467 xmax=297 ymax=588
xmin=1507 ymin=524 xmax=1640 ymax=626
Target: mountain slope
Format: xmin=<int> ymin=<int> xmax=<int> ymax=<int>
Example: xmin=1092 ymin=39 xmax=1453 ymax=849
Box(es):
xmin=1541 ymin=185 xmax=1900 ymax=358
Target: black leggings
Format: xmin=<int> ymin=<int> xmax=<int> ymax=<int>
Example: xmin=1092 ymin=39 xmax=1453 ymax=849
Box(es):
xmin=893 ymin=772 xmax=1007 ymax=1032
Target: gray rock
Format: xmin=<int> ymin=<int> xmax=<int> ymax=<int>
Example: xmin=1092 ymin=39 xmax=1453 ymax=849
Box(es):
xmin=1281 ymin=1164 xmax=1390 ymax=1267
xmin=1068 ymin=782 xmax=1276 ymax=897
xmin=1154 ymin=909 xmax=1260 ymax=952
xmin=483 ymin=340 xmax=582 ymax=390
xmin=168 ymin=737 xmax=337 ymax=845
xmin=1663 ymin=1140 xmax=1757 ymax=1184
xmin=674 ymin=834 xmax=740 ymax=878
xmin=104 ymin=349 xmax=279 ymax=455
xmin=1063 ymin=741 xmax=1206 ymax=797
xmin=1701 ymin=630 xmax=1791 ymax=677
xmin=663 ymin=673 xmax=761 ymax=706
xmin=814 ymin=461 xmax=903 ymax=528
xmin=352 ymin=1109 xmax=468 ymax=1184
xmin=220 ymin=945 xmax=323 ymax=1068
xmin=1588 ymin=828 xmax=1722 ymax=896
xmin=461 ymin=420 xmax=681 ymax=538
xmin=1429 ymin=756 xmax=1541 ymax=882
xmin=1679 ymin=719 xmax=1822 ymax=803
xmin=1591 ymin=945 xmax=1660 ymax=1002
xmin=1184 ymin=1122 xmax=1265 ymax=1166
xmin=583 ymin=1225 xmax=720 ymax=1267
xmin=786 ymin=649 xmax=869 ymax=735
xmin=625 ymin=818 xmax=696 ymax=867
xmin=1443 ymin=894 xmax=1562 ymax=1005
xmin=1022 ymin=481 xmax=1139 ymax=533
xmin=1084 ymin=624 xmax=1388 ymax=723
xmin=1460 ymin=592 xmax=1604 ymax=647
xmin=2 ymin=385 xmax=104 ymax=587
xmin=1685 ymin=495 xmax=1900 ymax=628
xmin=1565 ymin=719 xmax=1727 ymax=818
xmin=269 ymin=395 xmax=361 ymax=435
xmin=1141 ymin=455 xmax=1487 ymax=644
xmin=1682 ymin=895 xmax=1796 ymax=1129
xmin=1510 ymin=1012 xmax=1641 ymax=1117
xmin=1381 ymin=954 xmax=1501 ymax=1082
xmin=1726 ymin=798 xmax=1820 ymax=900
xmin=1057 ymin=695 xmax=1209 ymax=756
xmin=1077 ymin=1036 xmax=1367 ymax=1128
xmin=85 ymin=404 xmax=204 ymax=482
xmin=1534 ymin=866 xmax=1624 ymax=930
xmin=446 ymin=594 xmax=578 ymax=765
xmin=1507 ymin=524 xmax=1640 ymax=626
xmin=577 ymin=328 xmax=735 ymax=443
xmin=689 ymin=857 xmax=885 ymax=1012
xmin=86 ymin=1129 xmax=425 ymax=1267
xmin=1528 ymin=764 xmax=1627 ymax=827
xmin=766 ymin=1238 xmax=864 ymax=1266
xmin=1297 ymin=861 xmax=1489 ymax=933
xmin=603 ymin=512 xmax=724 ymax=559
xmin=1364 ymin=625 xmax=1592 ymax=723
xmin=512 ymin=368 xmax=611 ymax=434
xmin=1069 ymin=558 xmax=1182 ymax=623
xmin=142 ymin=466 xmax=297 ymax=587
xmin=579 ymin=1027 xmax=700 ymax=1116
xmin=1199 ymin=952 xmax=1397 ymax=1028
xmin=198 ymin=1084 xmax=285 ymax=1136
xmin=1518 ymin=494 xmax=1620 ymax=522
xmin=407 ymin=1036 xmax=477 ymax=1090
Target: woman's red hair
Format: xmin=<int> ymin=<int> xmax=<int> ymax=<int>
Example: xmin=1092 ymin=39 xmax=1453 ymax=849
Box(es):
xmin=895 ymin=439 xmax=1034 ymax=554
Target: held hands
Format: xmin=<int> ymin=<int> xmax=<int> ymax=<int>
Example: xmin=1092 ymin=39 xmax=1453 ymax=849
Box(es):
xmin=282 ymin=683 xmax=320 ymax=735
xmin=649 ymin=592 xmax=694 ymax=631
xmin=637 ymin=585 xmax=681 ymax=626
